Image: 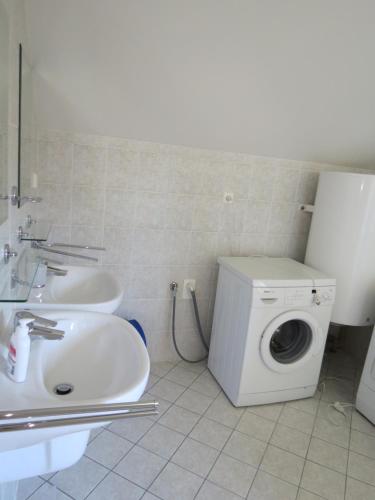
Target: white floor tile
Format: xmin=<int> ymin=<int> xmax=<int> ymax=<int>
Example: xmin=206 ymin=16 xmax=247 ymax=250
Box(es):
xmin=345 ymin=477 xmax=375 ymax=500
xmin=17 ymin=476 xmax=44 ymax=500
xmin=171 ymin=437 xmax=218 ymax=477
xmin=114 ymin=445 xmax=166 ymax=489
xmin=50 ymin=456 xmax=108 ymax=500
xmin=142 ymin=493 xmax=161 ymax=500
xmin=150 ymin=361 xmax=177 ymax=377
xmin=85 ymin=429 xmax=133 ymax=468
xmin=351 ymin=410 xmax=375 ymax=436
xmin=246 ymin=403 xmax=284 ymax=422
xmin=204 ymin=392 xmax=244 ymax=428
xmin=300 ymin=460 xmax=346 ymax=500
xmin=148 ymin=378 xmax=186 ymax=402
xmin=177 ymin=360 xmax=207 ymax=374
xmin=86 ymin=472 xmax=144 ymax=500
xmin=208 ymin=453 xmax=256 ymax=497
xmin=195 ymin=480 xmax=243 ymax=500
xmin=270 ymin=423 xmax=310 ymax=458
xmin=159 ymin=405 xmax=200 ymax=434
xmin=175 ymin=388 xmax=214 ymax=414
xmin=307 ymin=437 xmax=347 ymax=474
xmin=88 ymin=427 xmax=104 ymax=443
xmin=189 ymin=417 xmax=232 ymax=450
xmin=297 ymin=489 xmax=325 ymax=500
xmin=150 ymin=462 xmax=204 ymax=500
xmin=145 ymin=374 xmax=160 ymax=391
xmin=236 ymin=412 xmax=275 ymax=442
xmin=190 ymin=371 xmax=221 ymax=398
xmin=350 ymin=429 xmax=375 ymax=459
xmin=223 ymin=430 xmax=266 ymax=467
xmin=347 ymin=450 xmax=375 ymax=486
xmin=260 ymin=444 xmax=304 ymax=486
xmin=248 ymin=470 xmax=298 ymax=500
xmin=139 ymin=422 xmax=185 ymax=459
xmin=108 ymin=416 xmax=154 ymax=443
xmin=39 ymin=472 xmax=56 ymax=481
xmin=278 ymin=407 xmax=315 ymax=435
xmin=312 ymin=417 xmax=350 ymax=448
xmin=285 ymin=397 xmax=319 ymax=416
xmin=27 ymin=483 xmax=71 ymax=500
xmin=164 ymin=365 xmax=200 ymax=386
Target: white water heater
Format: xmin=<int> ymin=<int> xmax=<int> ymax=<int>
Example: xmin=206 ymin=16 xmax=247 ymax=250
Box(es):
xmin=305 ymin=171 xmax=375 ymax=327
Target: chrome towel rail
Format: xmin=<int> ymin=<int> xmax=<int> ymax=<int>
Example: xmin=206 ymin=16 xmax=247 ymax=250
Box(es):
xmin=0 ymin=400 xmax=158 ymax=432
xmin=31 ymin=242 xmax=99 ymax=262
xmin=44 ymin=243 xmax=106 ymax=251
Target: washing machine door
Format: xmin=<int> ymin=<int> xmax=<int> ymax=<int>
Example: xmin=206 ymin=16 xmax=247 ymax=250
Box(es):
xmin=260 ymin=310 xmax=324 ymax=373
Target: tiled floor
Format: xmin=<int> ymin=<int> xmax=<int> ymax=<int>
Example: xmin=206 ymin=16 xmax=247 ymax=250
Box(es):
xmin=16 ymin=350 xmax=375 ymax=500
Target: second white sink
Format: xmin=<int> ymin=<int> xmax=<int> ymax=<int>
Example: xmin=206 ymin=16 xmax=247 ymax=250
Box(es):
xmin=27 ymin=265 xmax=124 ymax=313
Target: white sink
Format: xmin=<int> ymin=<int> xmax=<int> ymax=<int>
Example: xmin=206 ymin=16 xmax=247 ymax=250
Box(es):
xmin=27 ymin=265 xmax=123 ymax=313
xmin=0 ymin=311 xmax=150 ymax=481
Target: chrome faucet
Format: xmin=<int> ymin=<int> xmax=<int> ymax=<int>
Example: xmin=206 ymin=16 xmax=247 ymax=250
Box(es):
xmin=14 ymin=311 xmax=65 ymax=340
xmin=31 ymin=241 xmax=106 ymax=262
xmin=31 ymin=259 xmax=68 ymax=288
xmin=7 ymin=312 xmax=64 ymax=382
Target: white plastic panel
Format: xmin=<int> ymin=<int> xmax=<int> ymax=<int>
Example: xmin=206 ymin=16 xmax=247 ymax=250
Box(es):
xmin=305 ymin=172 xmax=375 ymax=326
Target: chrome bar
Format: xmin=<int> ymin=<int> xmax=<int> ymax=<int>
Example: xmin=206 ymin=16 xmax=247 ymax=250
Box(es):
xmin=0 ymin=401 xmax=158 ymax=420
xmin=29 ymin=325 xmax=65 ymax=340
xmin=45 ymin=243 xmax=106 ymax=251
xmin=15 ymin=311 xmax=57 ymax=328
xmin=47 ymin=265 xmax=68 ymax=276
xmin=32 ymin=242 xmax=98 ymax=262
xmin=0 ymin=401 xmax=158 ymax=432
xmin=0 ymin=409 xmax=157 ymax=432
xmin=36 ymin=256 xmax=64 ymax=266
xmin=20 ymin=196 xmax=42 ymax=206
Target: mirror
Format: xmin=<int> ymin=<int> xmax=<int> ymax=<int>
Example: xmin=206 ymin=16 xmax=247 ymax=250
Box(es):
xmin=0 ymin=1 xmax=9 ymax=224
xmin=18 ymin=44 xmax=37 ymax=208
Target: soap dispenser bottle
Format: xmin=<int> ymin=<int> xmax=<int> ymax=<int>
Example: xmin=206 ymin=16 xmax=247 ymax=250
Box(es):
xmin=7 ymin=318 xmax=33 ymax=382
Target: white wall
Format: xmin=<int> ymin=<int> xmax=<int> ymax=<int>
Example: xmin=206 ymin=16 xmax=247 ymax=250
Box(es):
xmin=25 ymin=0 xmax=375 ymax=168
xmin=34 ymin=128 xmax=372 ymax=362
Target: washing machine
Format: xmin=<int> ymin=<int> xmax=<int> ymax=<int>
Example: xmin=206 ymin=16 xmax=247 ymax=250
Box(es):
xmin=356 ymin=327 xmax=375 ymax=424
xmin=208 ymin=257 xmax=336 ymax=406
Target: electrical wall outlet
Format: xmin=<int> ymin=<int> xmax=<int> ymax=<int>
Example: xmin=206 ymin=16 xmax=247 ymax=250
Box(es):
xmin=182 ymin=279 xmax=196 ymax=299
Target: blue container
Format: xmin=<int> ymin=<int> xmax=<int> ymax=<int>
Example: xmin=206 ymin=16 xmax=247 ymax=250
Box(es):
xmin=128 ymin=319 xmax=147 ymax=346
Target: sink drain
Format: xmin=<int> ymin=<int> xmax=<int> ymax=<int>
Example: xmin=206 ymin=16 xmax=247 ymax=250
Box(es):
xmin=53 ymin=383 xmax=74 ymax=396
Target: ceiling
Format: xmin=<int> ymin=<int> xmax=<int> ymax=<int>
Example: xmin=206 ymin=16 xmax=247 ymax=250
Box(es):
xmin=25 ymin=0 xmax=375 ymax=167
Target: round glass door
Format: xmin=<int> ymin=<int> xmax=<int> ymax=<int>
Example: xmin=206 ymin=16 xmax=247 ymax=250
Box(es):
xmin=269 ymin=320 xmax=312 ymax=364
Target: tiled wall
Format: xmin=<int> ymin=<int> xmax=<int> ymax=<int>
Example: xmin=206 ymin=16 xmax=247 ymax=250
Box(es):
xmin=33 ymin=129 xmax=369 ymax=362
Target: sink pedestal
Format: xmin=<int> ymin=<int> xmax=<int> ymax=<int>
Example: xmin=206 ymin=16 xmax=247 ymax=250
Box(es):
xmin=0 ymin=430 xmax=89 ymax=482
xmin=0 ymin=481 xmax=18 ymax=500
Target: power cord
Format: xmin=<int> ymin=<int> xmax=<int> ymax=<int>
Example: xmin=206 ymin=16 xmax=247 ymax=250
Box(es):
xmin=318 ymin=376 xmax=354 ymax=425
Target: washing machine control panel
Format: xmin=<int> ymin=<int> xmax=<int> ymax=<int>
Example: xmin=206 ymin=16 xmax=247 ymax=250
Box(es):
xmin=312 ymin=287 xmax=335 ymax=305
xmin=285 ymin=288 xmax=311 ymax=306
xmin=254 ymin=286 xmax=335 ymax=307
